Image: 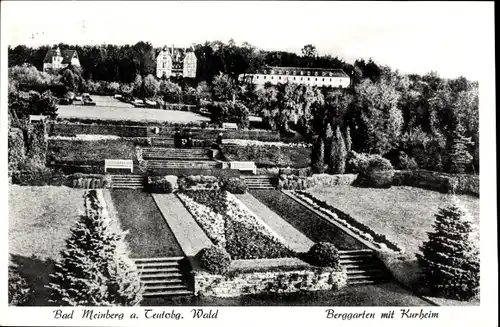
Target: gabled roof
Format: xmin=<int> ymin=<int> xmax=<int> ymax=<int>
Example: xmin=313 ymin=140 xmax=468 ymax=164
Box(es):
xmin=43 ymin=49 xmax=78 ymax=64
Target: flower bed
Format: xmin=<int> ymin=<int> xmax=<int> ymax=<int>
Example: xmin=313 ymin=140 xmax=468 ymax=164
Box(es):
xmin=295 ymin=191 xmax=403 ymax=252
xmin=278 ymin=173 xmax=358 ymax=191
xmin=178 ymin=190 xmax=293 ymax=260
xmin=221 ymin=145 xmax=311 ymax=168
xmin=222 ymin=139 xmax=311 ymax=148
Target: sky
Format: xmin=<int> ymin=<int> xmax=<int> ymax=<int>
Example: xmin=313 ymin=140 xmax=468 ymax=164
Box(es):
xmin=2 ymin=1 xmax=494 ymax=80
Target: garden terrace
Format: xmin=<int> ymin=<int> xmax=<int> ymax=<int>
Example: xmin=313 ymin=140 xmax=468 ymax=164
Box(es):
xmin=249 ymin=190 xmax=367 ymax=250
xmin=307 ymin=185 xmax=479 ymax=256
xmin=177 ymin=190 xmax=294 ymax=260
xmin=109 ymin=189 xmax=183 ymax=258
xmin=221 ymin=145 xmax=311 ymax=168
xmin=48 ymin=122 xmax=150 ymax=137
xmin=47 ymin=139 xmax=137 ymax=166
xmin=142 ymin=148 xmax=211 ymax=161
xmin=146 ymin=160 xmax=218 ymax=170
xmin=58 ymin=105 xmax=210 ymax=124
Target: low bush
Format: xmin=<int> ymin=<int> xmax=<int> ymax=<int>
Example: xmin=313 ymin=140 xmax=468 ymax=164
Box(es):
xmin=148 ymin=167 xmax=240 ymax=178
xmin=221 ymin=177 xmax=247 ymax=194
xmin=11 ymin=166 xmax=63 ymax=186
xmin=197 ymin=246 xmax=232 ymax=275
xmin=306 ymin=242 xmax=341 ymax=270
xmin=178 ymin=175 xmax=220 ymax=191
xmin=376 ymin=250 xmax=421 ymax=289
xmin=9 ymin=266 xmax=34 ymax=306
xmin=346 ymin=151 xmax=371 ymax=174
xmin=148 ymin=176 xmax=173 ymax=193
xmin=363 ymin=156 xmax=394 ymax=188
xmin=64 ymin=173 xmax=111 ymax=188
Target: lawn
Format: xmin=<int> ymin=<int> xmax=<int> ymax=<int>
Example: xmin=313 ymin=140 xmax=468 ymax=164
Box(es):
xmin=58 ymin=104 xmax=210 ymax=123
xmin=8 ymin=185 xmax=88 ymax=305
xmin=109 ymin=189 xmax=183 ymax=258
xmin=307 ymin=185 xmax=480 ymax=256
xmin=143 ymin=282 xmax=432 ymax=306
xmin=249 ymin=190 xmax=366 ymax=250
xmin=47 ymin=139 xmax=137 ymax=165
xmin=222 ymin=145 xmax=311 ymax=168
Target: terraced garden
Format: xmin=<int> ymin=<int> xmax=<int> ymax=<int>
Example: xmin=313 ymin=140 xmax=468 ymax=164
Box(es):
xmin=109 ymin=189 xmax=183 ymax=258
xmin=307 ymin=185 xmax=480 ymax=256
xmin=249 ymin=190 xmax=366 ymax=250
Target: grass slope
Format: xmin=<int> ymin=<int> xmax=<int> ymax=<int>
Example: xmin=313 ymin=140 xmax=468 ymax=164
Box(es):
xmin=47 ymin=139 xmax=137 ymax=164
xmin=249 ymin=190 xmax=366 ymax=250
xmin=58 ymin=104 xmax=209 ymax=123
xmin=222 ymin=145 xmax=311 ymax=168
xmin=110 ymin=189 xmax=183 ymax=258
xmin=8 ymin=185 xmax=88 ymax=305
xmin=308 ymin=185 xmax=480 ymax=256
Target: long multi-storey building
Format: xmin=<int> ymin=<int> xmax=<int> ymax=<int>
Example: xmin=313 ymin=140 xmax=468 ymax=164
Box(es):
xmin=156 ymin=45 xmax=197 ymax=79
xmin=239 ymin=66 xmax=350 ymax=89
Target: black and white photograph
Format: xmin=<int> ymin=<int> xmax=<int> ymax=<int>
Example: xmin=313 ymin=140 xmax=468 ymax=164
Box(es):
xmin=0 ymin=1 xmax=496 ymax=326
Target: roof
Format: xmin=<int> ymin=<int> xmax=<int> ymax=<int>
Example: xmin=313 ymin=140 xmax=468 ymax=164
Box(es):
xmin=43 ymin=49 xmax=78 ymax=64
xmin=157 ymin=46 xmax=195 ymax=62
xmin=257 ymin=66 xmax=349 ymax=78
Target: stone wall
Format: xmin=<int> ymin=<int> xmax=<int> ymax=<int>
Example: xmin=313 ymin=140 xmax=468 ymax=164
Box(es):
xmin=194 ymin=268 xmax=347 ymax=298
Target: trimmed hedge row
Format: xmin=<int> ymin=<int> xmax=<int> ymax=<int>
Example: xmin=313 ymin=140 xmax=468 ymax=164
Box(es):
xmin=221 ymin=145 xmax=311 ymax=168
xmin=48 ymin=122 xmax=149 ymax=137
xmin=11 ymin=169 xmax=111 ymax=188
xmin=295 ymin=191 xmax=403 ymax=252
xmin=392 ymin=170 xmax=479 ymax=196
xmin=148 ymin=168 xmax=240 ymax=178
xmin=278 ymin=173 xmax=358 ymax=191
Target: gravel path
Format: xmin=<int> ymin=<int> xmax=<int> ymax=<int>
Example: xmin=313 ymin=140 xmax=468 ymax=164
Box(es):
xmin=152 ymin=193 xmax=213 ymax=257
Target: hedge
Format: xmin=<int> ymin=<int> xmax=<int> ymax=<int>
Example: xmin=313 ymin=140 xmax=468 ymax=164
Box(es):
xmin=221 ymin=145 xmax=311 ymax=168
xmin=148 ymin=168 xmax=240 ymax=178
xmin=48 ymin=123 xmax=149 ymax=137
xmin=306 ymin=242 xmax=342 ymax=270
xmin=393 ymin=169 xmax=479 ymax=196
xmin=278 ymin=173 xmax=358 ymax=191
xmin=11 ymin=169 xmax=111 ymax=188
xmin=197 ymin=246 xmax=232 ymax=275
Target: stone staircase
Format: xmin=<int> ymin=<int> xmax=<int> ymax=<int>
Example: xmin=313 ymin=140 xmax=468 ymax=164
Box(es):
xmin=134 ymin=257 xmax=193 ymax=297
xmin=110 ymin=175 xmax=145 ymax=189
xmin=146 ymin=160 xmax=218 ymax=170
xmin=142 ymin=148 xmax=211 ymax=161
xmin=150 ymin=138 xmax=175 ymax=147
xmin=242 ymin=175 xmax=275 ymax=189
xmin=339 ymin=249 xmax=391 ymax=285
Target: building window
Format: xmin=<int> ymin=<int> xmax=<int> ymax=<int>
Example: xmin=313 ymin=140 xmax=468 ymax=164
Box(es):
xmin=294 ymin=77 xmax=296 ymax=80
xmin=264 ymin=76 xmax=266 ymax=80
xmin=301 ymin=77 xmax=303 ymax=81
xmin=308 ymin=77 xmax=310 ymax=81
xmin=256 ymin=76 xmax=259 ymax=79
xmin=272 ymin=76 xmax=274 ymax=79
xmin=315 ymin=78 xmax=317 ymax=81
xmin=322 ymin=78 xmax=325 ymax=81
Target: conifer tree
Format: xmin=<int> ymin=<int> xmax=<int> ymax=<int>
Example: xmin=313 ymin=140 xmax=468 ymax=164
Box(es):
xmin=48 ymin=190 xmax=142 ymax=306
xmin=345 ymin=126 xmax=352 ymax=154
xmin=446 ymin=120 xmax=473 ymax=174
xmin=311 ymin=137 xmax=325 ymax=173
xmin=417 ymin=197 xmax=479 ymax=300
xmin=330 ymin=126 xmax=347 ymax=174
xmin=324 ymin=123 xmax=334 ymax=160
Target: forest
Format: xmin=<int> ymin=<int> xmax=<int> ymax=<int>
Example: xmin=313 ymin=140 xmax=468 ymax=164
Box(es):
xmin=8 ymin=41 xmax=479 ymax=174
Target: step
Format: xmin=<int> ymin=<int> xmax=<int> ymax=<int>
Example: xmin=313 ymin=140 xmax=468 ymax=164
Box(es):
xmin=136 ymin=262 xmax=180 ymax=269
xmin=139 ymin=272 xmax=184 ymax=279
xmin=143 ymin=284 xmax=189 ymax=291
xmin=344 ymin=263 xmax=378 ymax=270
xmin=347 ymin=279 xmax=390 ymax=286
xmin=141 ymin=290 xmax=194 ymax=297
xmin=141 ymin=278 xmax=185 ymax=285
xmin=137 ymin=266 xmax=180 ymax=273
xmin=339 ymin=249 xmax=373 ymax=255
xmin=134 ymin=256 xmax=184 ymax=262
xmin=346 ymin=270 xmax=387 ymax=278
